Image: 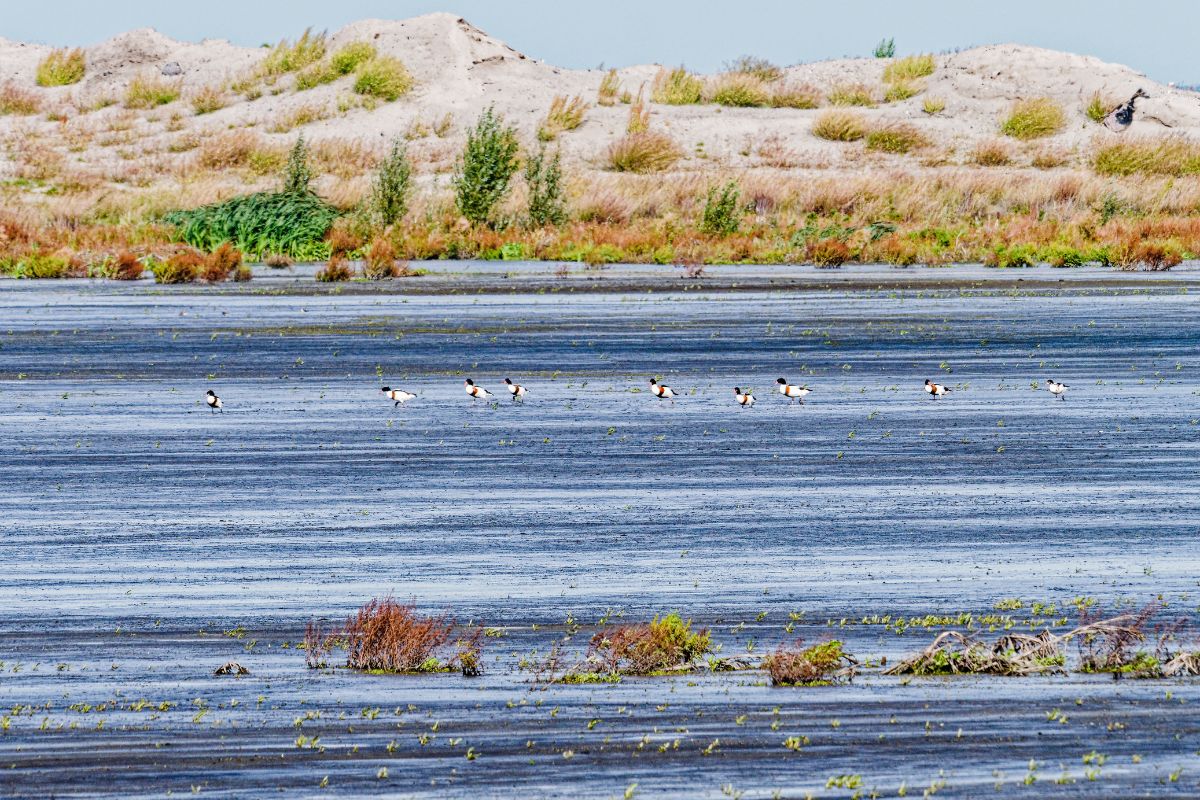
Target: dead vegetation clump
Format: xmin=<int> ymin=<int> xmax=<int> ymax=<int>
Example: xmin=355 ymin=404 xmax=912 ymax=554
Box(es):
xmin=316 ymin=253 xmax=352 ymax=282
xmin=112 ymin=250 xmax=144 ymax=280
xmin=1075 ymin=602 xmax=1185 ymax=677
xmin=201 ymin=241 xmax=243 ymax=282
xmin=884 ymin=630 xmax=1066 ymax=676
xmin=360 ymin=236 xmax=411 ymax=279
xmin=588 ymin=613 xmax=711 ymax=675
xmin=0 ymin=83 xmax=42 ymax=116
xmin=762 ymin=639 xmax=857 ymax=686
xmin=196 ymin=130 xmax=262 ymax=170
xmin=304 ymin=595 xmax=482 ymax=675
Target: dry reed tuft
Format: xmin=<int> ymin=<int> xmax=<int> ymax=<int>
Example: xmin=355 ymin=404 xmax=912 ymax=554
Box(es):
xmin=361 ymin=236 xmax=402 ymax=279
xmin=0 ymin=83 xmax=42 ymax=115
xmin=726 ymin=55 xmax=784 ymax=83
xmin=866 ymin=123 xmax=931 ymax=154
xmin=605 ymin=130 xmax=682 ymax=173
xmin=196 ymin=131 xmax=263 ymax=170
xmin=769 ymin=82 xmax=822 ymax=109
xmin=626 ymin=89 xmax=650 ymax=133
xmin=190 ymin=85 xmax=228 ymax=115
xmin=112 ymin=250 xmax=144 ymax=280
xmin=811 ymin=110 xmax=867 ymax=141
xmin=316 ymin=252 xmax=352 ymax=282
xmin=1092 ymin=135 xmax=1200 ymax=177
xmin=201 ymin=241 xmax=243 ymax=282
xmin=152 ymin=249 xmax=204 ymax=283
xmin=597 ymin=69 xmax=620 ymax=106
xmin=971 ymin=139 xmax=1013 ymax=166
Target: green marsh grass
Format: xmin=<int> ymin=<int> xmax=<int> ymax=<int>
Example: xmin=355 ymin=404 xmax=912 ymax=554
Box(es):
xmin=882 ymin=54 xmax=935 ymax=82
xmin=353 ymin=56 xmax=413 ymax=101
xmin=164 ymin=191 xmax=338 ymax=260
xmin=1092 ymin=136 xmax=1200 ymax=177
xmin=1000 ymin=97 xmax=1066 ymax=140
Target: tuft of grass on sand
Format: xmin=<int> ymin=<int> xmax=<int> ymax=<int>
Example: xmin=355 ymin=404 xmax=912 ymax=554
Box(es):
xmin=726 ymin=55 xmax=784 ymax=83
xmin=828 ymin=83 xmax=876 ymax=107
xmin=36 ymin=48 xmax=86 ymax=87
xmin=261 ymin=28 xmax=327 ymax=76
xmin=1000 ymin=97 xmax=1066 ymax=140
xmin=124 ymin=74 xmax=180 ymax=109
xmin=770 ymin=82 xmax=822 ymax=109
xmin=538 ymin=94 xmax=588 ymax=141
xmin=811 ymin=110 xmax=867 ymax=142
xmin=605 ymin=130 xmax=682 ymax=173
xmin=883 ymin=80 xmax=921 ymax=103
xmin=866 ymin=123 xmax=930 ymax=154
xmin=1092 ymin=136 xmax=1200 ymax=177
xmin=597 ymin=69 xmax=620 ymax=106
xmin=626 ymin=90 xmax=650 ymax=133
xmin=922 ymin=96 xmax=946 ymax=115
xmin=708 ymin=73 xmax=770 ymax=107
xmin=330 ymin=42 xmax=376 ymax=76
xmin=1085 ymin=91 xmax=1117 ymax=123
xmin=971 ymin=139 xmax=1013 ymax=166
xmin=882 ymin=54 xmax=935 ymax=83
xmin=651 ymin=67 xmax=704 ymax=105
xmin=189 ymin=85 xmax=228 ymax=115
xmin=353 ymin=56 xmax=413 ymax=101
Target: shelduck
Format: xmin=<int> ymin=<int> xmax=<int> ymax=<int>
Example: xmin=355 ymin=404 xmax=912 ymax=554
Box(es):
xmin=1046 ymin=379 xmax=1069 ymax=401
xmin=205 ymin=390 xmax=223 ymax=413
xmin=734 ymin=387 xmax=755 ymax=408
xmin=503 ymin=378 xmax=527 ymax=402
xmin=776 ymin=378 xmax=811 ymax=404
xmin=464 ymin=379 xmax=492 ymax=401
xmin=649 ymin=378 xmax=676 ymax=402
xmin=924 ymin=379 xmax=950 ymax=398
xmin=381 ymin=386 xmax=416 ymax=407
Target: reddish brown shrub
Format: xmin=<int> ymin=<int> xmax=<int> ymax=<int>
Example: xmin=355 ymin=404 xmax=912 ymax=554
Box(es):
xmin=589 ymin=613 xmax=710 ymax=675
xmin=326 ymin=222 xmax=363 ymax=259
xmin=807 ymin=238 xmax=852 ymax=267
xmin=762 ymin=639 xmax=856 ymax=686
xmin=202 ymin=241 xmax=242 ymax=282
xmin=316 ymin=253 xmax=352 ymax=282
xmin=113 ymin=250 xmax=144 ymax=280
xmin=361 ymin=236 xmax=399 ymax=279
xmin=343 ymin=596 xmax=452 ymax=672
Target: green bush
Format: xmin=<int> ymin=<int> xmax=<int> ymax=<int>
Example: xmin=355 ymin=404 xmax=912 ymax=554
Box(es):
xmin=331 ymin=42 xmax=376 ymax=75
xmin=874 ymin=38 xmax=896 ymax=59
xmin=699 ymin=181 xmax=740 ymax=235
xmin=372 ymin=137 xmax=412 ymax=226
xmin=36 ymin=48 xmax=85 ymax=87
xmin=353 ymin=56 xmax=413 ymax=101
xmin=454 ymin=106 xmax=520 ymax=225
xmin=525 ymin=146 xmax=567 ymax=227
xmin=164 ymin=191 xmax=338 ymax=260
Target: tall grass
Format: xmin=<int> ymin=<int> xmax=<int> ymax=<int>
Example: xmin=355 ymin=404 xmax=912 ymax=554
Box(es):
xmin=538 ymin=94 xmax=588 ymax=141
xmin=811 ymin=110 xmax=867 ymax=141
xmin=882 ymin=54 xmax=935 ymax=82
xmin=1092 ymin=136 xmax=1200 ymax=177
xmin=36 ymin=48 xmax=86 ymax=87
xmin=330 ymin=42 xmax=376 ymax=76
xmin=1000 ymin=97 xmax=1066 ymax=139
xmin=651 ymin=67 xmax=704 ymax=105
xmin=164 ymin=191 xmax=338 ymax=260
xmin=124 ymin=74 xmax=180 ymax=109
xmin=605 ymin=131 xmax=682 ymax=173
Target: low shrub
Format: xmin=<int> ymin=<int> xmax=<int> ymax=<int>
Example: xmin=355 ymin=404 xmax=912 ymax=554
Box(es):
xmin=605 ymin=130 xmax=682 ymax=173
xmin=1110 ymin=237 xmax=1185 ymax=271
xmin=1041 ymin=244 xmax=1088 ymax=268
xmin=1092 ymin=136 xmax=1200 ymax=177
xmin=699 ymin=181 xmax=741 ymax=235
xmin=1000 ymin=97 xmax=1066 ymax=140
xmin=15 ymin=252 xmax=70 ymax=279
xmin=971 ymin=140 xmax=1012 ymax=166
xmin=112 ymin=250 xmax=144 ymax=280
xmin=202 ymin=241 xmax=243 ymax=282
xmin=828 ymin=83 xmax=875 ymax=107
xmin=36 ymin=48 xmax=86 ymax=87
xmin=124 ymin=74 xmax=180 ymax=109
xmin=811 ymin=110 xmax=867 ymax=141
xmin=590 ymin=613 xmax=711 ymax=674
xmin=763 ymin=640 xmax=855 ymax=685
xmin=866 ymin=123 xmax=930 ymax=154
xmin=343 ymin=596 xmax=452 ymax=672
xmin=0 ymin=82 xmax=42 ymax=115
xmin=316 ymin=253 xmax=352 ymax=281
xmin=651 ymin=66 xmax=704 ymax=105
xmin=807 ymin=238 xmax=852 ymax=267
xmin=597 ymin=68 xmax=620 ymax=106
xmin=876 ymin=234 xmax=920 ymax=266
xmin=709 ymin=73 xmax=770 ymax=107
xmin=882 ymin=53 xmax=935 ymax=82
xmin=538 ymin=94 xmax=588 ymax=140
xmin=152 ymin=249 xmax=204 ymax=284
xmin=984 ymin=243 xmax=1037 ymax=268
xmin=361 ymin=236 xmax=400 ymax=279
xmin=353 ymin=56 xmax=413 ymax=101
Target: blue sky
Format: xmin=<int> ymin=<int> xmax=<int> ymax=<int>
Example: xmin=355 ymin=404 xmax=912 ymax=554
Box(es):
xmin=5 ymin=0 xmax=1197 ymax=83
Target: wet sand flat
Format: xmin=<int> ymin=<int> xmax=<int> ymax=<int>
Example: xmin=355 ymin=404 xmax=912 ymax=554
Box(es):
xmin=1 ymin=266 xmax=1199 ymax=797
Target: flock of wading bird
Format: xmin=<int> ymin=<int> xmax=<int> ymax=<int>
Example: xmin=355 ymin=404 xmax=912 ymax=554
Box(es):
xmin=203 ymin=377 xmax=1072 ymax=413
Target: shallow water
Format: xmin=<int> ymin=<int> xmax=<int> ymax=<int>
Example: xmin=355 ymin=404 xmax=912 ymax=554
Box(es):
xmin=1 ymin=266 xmax=1199 ymax=797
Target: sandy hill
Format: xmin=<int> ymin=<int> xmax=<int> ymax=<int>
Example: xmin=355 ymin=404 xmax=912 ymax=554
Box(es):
xmin=1 ymin=12 xmax=1199 ymax=213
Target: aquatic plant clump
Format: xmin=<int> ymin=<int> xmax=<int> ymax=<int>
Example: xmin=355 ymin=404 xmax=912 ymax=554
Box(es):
xmin=763 ymin=639 xmax=856 ymax=686
xmin=164 ymin=190 xmax=338 ymax=261
xmin=589 ymin=612 xmax=711 ymax=675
